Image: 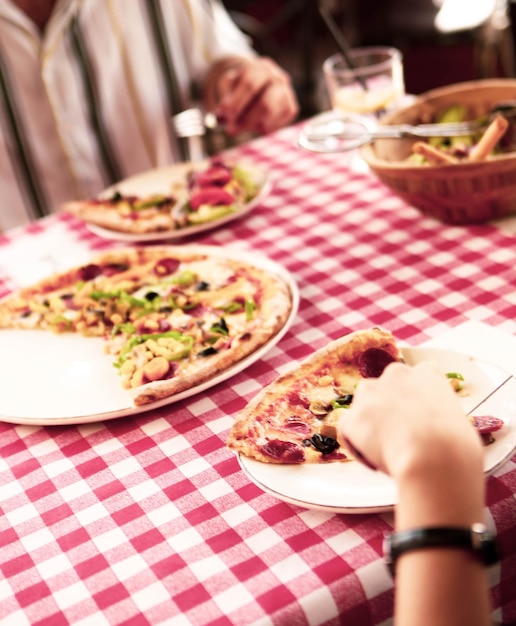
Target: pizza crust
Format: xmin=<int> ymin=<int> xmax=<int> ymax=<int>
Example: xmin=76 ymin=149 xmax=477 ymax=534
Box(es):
xmin=65 ymin=201 xmax=175 ymax=233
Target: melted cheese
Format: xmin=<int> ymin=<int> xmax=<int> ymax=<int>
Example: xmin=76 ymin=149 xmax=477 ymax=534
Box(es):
xmin=183 ymin=260 xmax=235 ymax=289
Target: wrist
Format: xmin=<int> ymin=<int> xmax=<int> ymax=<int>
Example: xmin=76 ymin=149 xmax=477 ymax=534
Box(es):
xmin=384 ymin=523 xmax=499 ymax=577
xmin=394 ymin=444 xmax=485 ymax=530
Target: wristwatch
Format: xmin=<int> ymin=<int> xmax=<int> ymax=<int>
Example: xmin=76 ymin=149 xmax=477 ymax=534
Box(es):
xmin=383 ymin=523 xmax=499 ymax=576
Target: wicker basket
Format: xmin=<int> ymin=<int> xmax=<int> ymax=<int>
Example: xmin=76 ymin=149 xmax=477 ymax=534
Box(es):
xmin=360 ymin=79 xmax=516 ymax=225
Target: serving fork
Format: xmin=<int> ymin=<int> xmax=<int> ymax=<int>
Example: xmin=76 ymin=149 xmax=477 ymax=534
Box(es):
xmin=302 ymin=116 xmax=496 ymax=144
xmin=299 ymin=102 xmax=516 ymax=152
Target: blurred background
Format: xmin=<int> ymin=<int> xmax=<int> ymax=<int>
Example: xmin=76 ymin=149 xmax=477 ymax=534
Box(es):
xmin=221 ymin=0 xmax=516 ymax=120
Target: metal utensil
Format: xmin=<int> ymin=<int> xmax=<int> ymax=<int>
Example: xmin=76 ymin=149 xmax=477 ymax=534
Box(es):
xmin=298 ymin=111 xmax=498 ymax=154
xmin=298 ymin=104 xmax=516 ymax=154
xmin=172 ymin=108 xmax=219 ymax=163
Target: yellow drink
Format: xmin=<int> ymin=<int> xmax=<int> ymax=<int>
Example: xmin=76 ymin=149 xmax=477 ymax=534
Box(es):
xmin=333 ymin=83 xmax=400 ymax=115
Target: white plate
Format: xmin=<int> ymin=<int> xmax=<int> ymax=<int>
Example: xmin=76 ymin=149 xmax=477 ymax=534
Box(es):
xmin=238 ymin=347 xmax=516 ymax=513
xmin=0 ymin=245 xmax=299 ymax=426
xmin=85 ymin=161 xmax=271 ymax=242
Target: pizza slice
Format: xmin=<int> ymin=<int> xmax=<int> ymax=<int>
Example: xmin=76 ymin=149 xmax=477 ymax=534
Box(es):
xmin=0 ymin=247 xmax=294 ymax=407
xmin=63 ymin=192 xmax=177 ymax=234
xmin=226 ymin=327 xmax=506 ymax=464
xmin=62 ymin=159 xmax=264 ymax=234
xmin=226 ymin=327 xmax=403 ymax=464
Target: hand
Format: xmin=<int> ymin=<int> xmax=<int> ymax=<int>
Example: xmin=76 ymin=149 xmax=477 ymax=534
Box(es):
xmin=337 ymin=361 xmax=482 ymax=477
xmin=337 ymin=361 xmax=485 ymax=528
xmin=208 ymin=56 xmax=299 ymax=135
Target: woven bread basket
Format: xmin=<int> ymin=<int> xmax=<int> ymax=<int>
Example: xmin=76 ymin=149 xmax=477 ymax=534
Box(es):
xmin=360 ymin=79 xmax=516 ymax=225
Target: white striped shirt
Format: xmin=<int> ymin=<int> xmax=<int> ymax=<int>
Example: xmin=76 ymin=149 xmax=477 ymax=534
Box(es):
xmin=0 ymin=0 xmax=253 ymax=231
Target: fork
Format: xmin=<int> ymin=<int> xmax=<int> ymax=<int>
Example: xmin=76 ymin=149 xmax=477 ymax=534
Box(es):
xmin=172 ymin=108 xmax=220 ymax=163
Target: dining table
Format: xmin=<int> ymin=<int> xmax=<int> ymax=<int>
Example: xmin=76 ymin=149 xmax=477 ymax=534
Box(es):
xmin=1 ymin=120 xmax=516 ymax=626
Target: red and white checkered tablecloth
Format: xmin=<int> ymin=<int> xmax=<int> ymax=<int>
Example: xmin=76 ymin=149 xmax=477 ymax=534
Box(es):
xmin=1 ymin=125 xmax=516 ymax=626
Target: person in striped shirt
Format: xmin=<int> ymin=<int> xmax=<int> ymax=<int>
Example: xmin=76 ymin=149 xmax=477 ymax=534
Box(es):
xmin=0 ymin=0 xmax=299 ymax=231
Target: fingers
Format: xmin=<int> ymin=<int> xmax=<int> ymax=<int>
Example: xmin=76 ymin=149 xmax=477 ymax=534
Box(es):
xmin=336 ymin=361 xmax=462 ymax=476
xmin=215 ymin=57 xmax=299 ymax=135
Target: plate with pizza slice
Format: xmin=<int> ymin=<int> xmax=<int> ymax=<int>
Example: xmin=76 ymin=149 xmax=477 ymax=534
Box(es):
xmin=62 ymin=159 xmax=270 ymax=242
xmin=0 ymin=244 xmax=298 ymax=425
xmin=227 ymin=329 xmax=516 ymax=513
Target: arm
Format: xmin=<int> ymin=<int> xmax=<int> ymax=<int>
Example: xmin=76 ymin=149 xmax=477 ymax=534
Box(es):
xmin=337 ymin=362 xmax=492 ymax=626
xmin=202 ymin=55 xmax=299 ymax=135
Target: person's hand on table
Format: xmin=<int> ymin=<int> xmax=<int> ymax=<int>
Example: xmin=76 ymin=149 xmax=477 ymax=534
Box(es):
xmin=205 ymin=56 xmax=299 ymax=135
xmin=337 ymin=361 xmax=492 ymax=626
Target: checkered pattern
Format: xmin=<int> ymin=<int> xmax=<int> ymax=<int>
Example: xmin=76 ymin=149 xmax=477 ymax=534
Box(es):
xmin=1 ymin=124 xmax=516 ymax=625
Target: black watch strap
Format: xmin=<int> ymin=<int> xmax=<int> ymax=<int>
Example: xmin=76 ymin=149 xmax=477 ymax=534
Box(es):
xmin=383 ymin=523 xmax=499 ymax=576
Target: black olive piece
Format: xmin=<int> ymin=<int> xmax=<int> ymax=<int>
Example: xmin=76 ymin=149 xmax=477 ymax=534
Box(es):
xmin=110 ymin=191 xmax=123 ymax=202
xmin=196 ymin=281 xmax=210 ymax=291
xmin=159 ymin=306 xmax=173 ymax=313
xmin=334 ymin=394 xmax=353 ymax=408
xmin=145 ymin=291 xmax=159 ymax=301
xmin=60 ymin=293 xmax=74 ymax=300
xmin=309 ymin=433 xmax=340 ymax=455
xmin=199 ymin=347 xmax=218 ymax=357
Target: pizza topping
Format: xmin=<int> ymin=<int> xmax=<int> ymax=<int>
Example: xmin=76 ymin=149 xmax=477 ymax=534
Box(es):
xmin=330 ymin=395 xmax=353 ymax=410
xmin=142 ymin=356 xmax=172 ymax=382
xmin=261 ymin=440 xmax=305 ymax=463
xmin=195 ymin=164 xmax=232 ymax=187
xmin=446 ymin=371 xmax=465 ymax=391
xmin=473 ymin=415 xmax=504 ymax=446
xmin=153 ymin=258 xmax=181 ymax=277
xmin=284 ymin=417 xmax=312 ymax=434
xmin=303 ymin=433 xmax=340 ymax=455
xmin=189 ymin=187 xmax=235 ymax=210
xmin=101 ymin=263 xmax=131 ymax=276
xmin=133 ymin=195 xmax=174 ymax=210
xmin=357 ymin=347 xmax=397 ymax=378
xmin=303 ymin=384 xmax=338 ymax=412
xmin=79 ymin=264 xmax=103 ymax=282
xmin=198 ymin=346 xmax=218 ymax=357
xmin=472 ymin=415 xmax=504 ymax=434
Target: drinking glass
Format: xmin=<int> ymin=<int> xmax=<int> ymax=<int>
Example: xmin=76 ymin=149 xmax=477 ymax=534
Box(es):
xmin=323 ymin=46 xmax=405 ymax=118
xmin=317 ymin=47 xmax=404 ymax=171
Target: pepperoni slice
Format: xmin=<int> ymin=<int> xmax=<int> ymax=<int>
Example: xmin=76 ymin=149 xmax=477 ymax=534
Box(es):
xmin=153 ymin=258 xmax=180 ymax=276
xmin=195 ymin=165 xmax=232 ymax=188
xmin=78 ymin=263 xmax=102 ymax=281
xmin=189 ymin=187 xmax=234 ymax=209
xmin=472 ymin=415 xmax=504 ymax=434
xmin=283 ymin=420 xmax=311 ymax=435
xmin=101 ymin=262 xmax=130 ymax=276
xmin=358 ymin=347 xmax=397 ymax=378
xmin=260 ymin=440 xmax=305 ymax=463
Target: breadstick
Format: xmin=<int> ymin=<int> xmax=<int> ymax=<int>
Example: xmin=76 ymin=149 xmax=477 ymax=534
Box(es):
xmin=412 ymin=141 xmax=458 ymax=165
xmin=469 ymin=114 xmax=509 ymax=162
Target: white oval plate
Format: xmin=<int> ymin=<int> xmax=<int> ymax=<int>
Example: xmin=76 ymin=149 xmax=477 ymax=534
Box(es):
xmin=0 ymin=245 xmax=298 ymax=425
xmin=85 ymin=161 xmax=270 ymax=242
xmin=238 ymin=347 xmax=516 ymax=513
